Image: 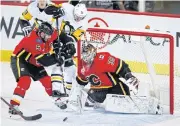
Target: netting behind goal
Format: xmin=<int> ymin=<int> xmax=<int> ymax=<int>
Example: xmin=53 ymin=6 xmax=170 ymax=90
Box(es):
xmin=77 ymin=27 xmax=180 ymax=114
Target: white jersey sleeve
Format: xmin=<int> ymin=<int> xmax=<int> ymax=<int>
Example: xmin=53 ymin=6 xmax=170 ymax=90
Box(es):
xmin=21 ymin=1 xmax=55 ymax=25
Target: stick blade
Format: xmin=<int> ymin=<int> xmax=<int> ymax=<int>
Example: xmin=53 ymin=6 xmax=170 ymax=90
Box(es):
xmin=22 ymin=114 xmax=42 ymax=121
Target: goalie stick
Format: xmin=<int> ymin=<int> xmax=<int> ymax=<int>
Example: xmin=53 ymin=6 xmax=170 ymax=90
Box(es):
xmin=1 ymin=97 xmax=42 ymax=121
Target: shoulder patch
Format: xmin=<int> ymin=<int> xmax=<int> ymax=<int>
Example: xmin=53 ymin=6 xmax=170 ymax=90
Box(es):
xmin=36 ymin=38 xmax=43 ymax=43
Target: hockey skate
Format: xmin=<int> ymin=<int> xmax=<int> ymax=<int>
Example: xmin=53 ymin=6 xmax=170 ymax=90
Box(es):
xmin=54 ymin=97 xmax=69 ymax=109
xmin=52 ymin=90 xmax=68 ymax=97
xmin=52 ymin=90 xmax=69 ymax=109
xmin=9 ymin=105 xmax=23 ymax=115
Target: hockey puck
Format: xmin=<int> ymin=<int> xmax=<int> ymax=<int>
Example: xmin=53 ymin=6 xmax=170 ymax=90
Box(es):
xmin=63 ymin=117 xmax=68 ymax=122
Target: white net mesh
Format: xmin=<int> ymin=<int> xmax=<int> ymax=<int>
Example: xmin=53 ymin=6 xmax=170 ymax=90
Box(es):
xmin=79 ymin=28 xmax=180 ymax=114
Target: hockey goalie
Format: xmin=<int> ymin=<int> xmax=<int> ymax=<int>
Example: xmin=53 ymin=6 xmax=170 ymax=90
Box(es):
xmin=71 ymin=43 xmax=162 ymax=114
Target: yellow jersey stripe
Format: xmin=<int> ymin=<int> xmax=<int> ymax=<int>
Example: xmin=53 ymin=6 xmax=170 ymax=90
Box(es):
xmin=77 ymin=75 xmax=88 ymax=83
xmin=17 ymin=50 xmax=26 ymax=58
xmin=107 ymin=72 xmax=117 ymax=85
xmin=116 ymin=60 xmax=122 ymax=74
xmin=16 ymin=57 xmax=20 ymax=77
xmin=35 ymin=54 xmax=44 ymax=60
xmin=90 ymin=86 xmax=112 ymax=89
xmin=25 ymin=52 xmax=31 ymax=61
xmin=119 ymin=82 xmax=127 ymax=95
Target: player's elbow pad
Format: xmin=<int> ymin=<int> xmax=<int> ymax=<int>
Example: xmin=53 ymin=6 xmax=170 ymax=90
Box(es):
xmin=19 ymin=19 xmax=31 ymax=28
xmin=118 ymin=61 xmax=133 ymax=79
xmin=59 ymin=32 xmax=75 ymax=44
xmin=36 ymin=54 xmax=57 ymax=67
xmin=76 ymin=76 xmax=88 ymax=86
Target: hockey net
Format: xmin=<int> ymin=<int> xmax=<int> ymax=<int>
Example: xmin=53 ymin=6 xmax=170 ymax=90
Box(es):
xmin=77 ymin=27 xmax=180 ymax=114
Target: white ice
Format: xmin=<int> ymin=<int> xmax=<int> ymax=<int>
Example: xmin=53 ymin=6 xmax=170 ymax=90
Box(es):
xmin=1 ymin=62 xmax=180 ymax=126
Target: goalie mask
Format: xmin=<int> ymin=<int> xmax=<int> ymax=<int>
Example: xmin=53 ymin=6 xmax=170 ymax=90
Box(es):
xmin=82 ymin=44 xmax=97 ymax=64
xmin=73 ymin=3 xmax=87 ymax=22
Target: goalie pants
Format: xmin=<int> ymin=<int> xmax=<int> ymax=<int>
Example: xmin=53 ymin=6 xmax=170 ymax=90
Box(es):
xmin=88 ymin=81 xmax=130 ymax=103
xmin=10 ymin=56 xmax=52 ymax=106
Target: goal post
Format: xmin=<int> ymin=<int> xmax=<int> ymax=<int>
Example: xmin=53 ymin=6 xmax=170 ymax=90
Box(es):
xmin=77 ymin=27 xmax=176 ymax=114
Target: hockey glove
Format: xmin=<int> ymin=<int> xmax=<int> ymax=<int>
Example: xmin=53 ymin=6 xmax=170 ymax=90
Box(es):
xmin=53 ymin=39 xmax=62 ymax=55
xmin=63 ymin=42 xmax=76 ymax=57
xmin=22 ymin=26 xmax=32 ymax=36
xmin=125 ymin=76 xmax=139 ymax=95
xmin=53 ymin=7 xmax=65 ymax=19
xmin=44 ymin=5 xmax=65 ymax=19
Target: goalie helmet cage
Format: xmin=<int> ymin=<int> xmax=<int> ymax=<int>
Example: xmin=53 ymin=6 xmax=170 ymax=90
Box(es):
xmin=77 ymin=27 xmax=176 ymax=114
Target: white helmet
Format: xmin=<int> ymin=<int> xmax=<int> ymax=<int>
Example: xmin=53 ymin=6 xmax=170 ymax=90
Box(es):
xmin=73 ymin=3 xmax=87 ymax=22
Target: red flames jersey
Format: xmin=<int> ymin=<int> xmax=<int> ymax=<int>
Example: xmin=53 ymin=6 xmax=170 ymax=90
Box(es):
xmin=78 ymin=52 xmax=122 ymax=89
xmin=12 ymin=29 xmax=58 ymax=66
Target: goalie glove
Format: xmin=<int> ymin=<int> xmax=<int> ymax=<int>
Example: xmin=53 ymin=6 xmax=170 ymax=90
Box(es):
xmin=125 ymin=76 xmax=139 ymax=95
xmin=22 ymin=26 xmax=32 ymax=36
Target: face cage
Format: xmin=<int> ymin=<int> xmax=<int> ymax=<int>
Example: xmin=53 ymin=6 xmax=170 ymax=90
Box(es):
xmin=82 ymin=50 xmax=96 ymax=64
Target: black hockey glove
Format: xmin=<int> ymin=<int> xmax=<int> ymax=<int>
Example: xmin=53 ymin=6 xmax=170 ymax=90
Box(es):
xmin=53 ymin=39 xmax=62 ymax=55
xmin=53 ymin=39 xmax=65 ymax=66
xmin=20 ymin=19 xmax=32 ymax=36
xmin=53 ymin=8 xmax=65 ymax=19
xmin=62 ymin=42 xmax=76 ymax=57
xmin=44 ymin=5 xmax=65 ymax=19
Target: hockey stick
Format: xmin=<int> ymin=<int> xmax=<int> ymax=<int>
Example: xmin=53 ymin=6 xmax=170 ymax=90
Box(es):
xmin=1 ymin=97 xmax=42 ymax=121
xmin=55 ymin=18 xmax=67 ymax=96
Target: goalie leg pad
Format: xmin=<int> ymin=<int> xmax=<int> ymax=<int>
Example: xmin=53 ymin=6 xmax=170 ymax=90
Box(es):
xmin=104 ymin=94 xmax=162 ymax=114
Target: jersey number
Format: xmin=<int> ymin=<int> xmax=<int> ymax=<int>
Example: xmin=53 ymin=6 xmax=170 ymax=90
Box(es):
xmin=108 ymin=56 xmax=115 ymax=65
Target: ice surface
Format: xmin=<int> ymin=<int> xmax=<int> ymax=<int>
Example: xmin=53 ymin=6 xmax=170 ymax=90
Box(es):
xmin=1 ymin=63 xmax=180 ymax=126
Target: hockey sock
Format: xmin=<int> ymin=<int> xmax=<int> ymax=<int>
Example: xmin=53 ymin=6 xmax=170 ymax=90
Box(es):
xmin=11 ymin=76 xmax=31 ymax=106
xmin=39 ymin=76 xmax=52 ymax=96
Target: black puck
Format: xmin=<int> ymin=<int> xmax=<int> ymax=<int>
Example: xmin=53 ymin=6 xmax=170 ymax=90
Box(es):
xmin=63 ymin=117 xmax=68 ymax=122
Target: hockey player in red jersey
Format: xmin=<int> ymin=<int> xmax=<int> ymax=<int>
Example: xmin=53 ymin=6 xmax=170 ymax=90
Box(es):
xmin=9 ymin=22 xmax=63 ymax=115
xmin=76 ymin=43 xmax=139 ymax=106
